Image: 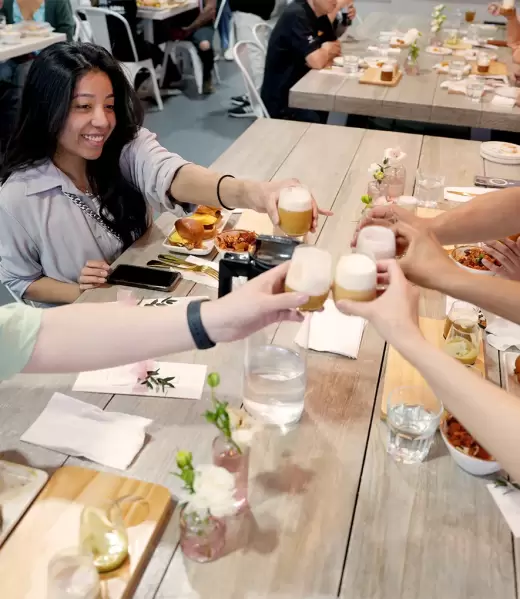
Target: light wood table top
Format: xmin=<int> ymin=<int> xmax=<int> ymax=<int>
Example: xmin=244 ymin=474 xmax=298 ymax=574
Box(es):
xmin=2 ymin=119 xmax=520 ymax=599
xmin=136 ymin=0 xmax=198 ymax=21
xmin=0 ymin=32 xmax=66 ymax=61
xmin=290 ymin=13 xmax=520 ymax=132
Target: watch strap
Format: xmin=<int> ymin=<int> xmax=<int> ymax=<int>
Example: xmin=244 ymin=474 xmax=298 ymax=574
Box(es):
xmin=187 ymin=299 xmax=216 ymax=350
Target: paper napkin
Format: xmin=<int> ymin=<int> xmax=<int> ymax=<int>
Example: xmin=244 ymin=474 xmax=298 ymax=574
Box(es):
xmin=491 ymin=95 xmax=516 ymax=109
xmin=443 ymin=186 xmax=496 ymax=202
xmin=487 ymin=484 xmax=520 ymax=537
xmin=294 ymin=300 xmax=366 ymax=359
xmin=21 ymin=393 xmax=151 ymax=469
xmin=486 ymin=318 xmax=520 ymax=351
xmin=73 ymin=361 xmax=208 ymax=399
xmin=170 ymin=256 xmax=219 ymax=289
xmin=434 ymin=63 xmax=471 ymax=75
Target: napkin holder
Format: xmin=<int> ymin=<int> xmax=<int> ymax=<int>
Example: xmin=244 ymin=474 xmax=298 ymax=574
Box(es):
xmin=218 ymin=235 xmax=300 ymax=297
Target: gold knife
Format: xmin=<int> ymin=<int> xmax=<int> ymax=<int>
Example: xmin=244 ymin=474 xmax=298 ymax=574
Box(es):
xmin=446 ymin=190 xmax=475 ymax=197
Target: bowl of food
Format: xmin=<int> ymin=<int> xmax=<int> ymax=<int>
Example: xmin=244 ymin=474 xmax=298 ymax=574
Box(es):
xmin=0 ymin=27 xmax=23 ymax=44
xmin=440 ymin=414 xmax=500 ymax=476
xmin=215 ymin=229 xmax=257 ymax=254
xmin=449 ymin=245 xmax=497 ymax=275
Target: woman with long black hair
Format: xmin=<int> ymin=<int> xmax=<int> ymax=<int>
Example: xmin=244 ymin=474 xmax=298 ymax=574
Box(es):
xmin=0 ymin=42 xmax=326 ymax=307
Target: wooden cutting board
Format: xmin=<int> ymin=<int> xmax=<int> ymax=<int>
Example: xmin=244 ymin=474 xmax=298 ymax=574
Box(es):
xmin=359 ymin=67 xmax=403 ymax=87
xmin=380 ymin=317 xmax=485 ymax=418
xmin=0 ymin=466 xmax=172 ymax=599
xmin=470 ymin=60 xmax=508 ymax=76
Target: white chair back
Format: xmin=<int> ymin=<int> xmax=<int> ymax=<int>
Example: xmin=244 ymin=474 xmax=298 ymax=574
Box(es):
xmin=73 ymin=14 xmax=93 ymax=42
xmin=252 ymin=22 xmax=273 ymax=54
xmin=233 ymin=41 xmax=269 ymax=118
xmin=77 ymin=7 xmax=138 ymax=62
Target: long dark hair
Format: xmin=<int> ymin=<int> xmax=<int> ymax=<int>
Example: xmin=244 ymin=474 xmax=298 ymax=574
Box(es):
xmin=1 ymin=42 xmax=147 ymax=249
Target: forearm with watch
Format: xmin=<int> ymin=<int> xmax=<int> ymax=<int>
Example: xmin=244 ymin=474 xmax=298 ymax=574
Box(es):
xmin=428 ymin=187 xmax=520 ymax=245
xmin=24 ymin=277 xmax=82 ymax=305
xmin=170 ymin=164 xmax=254 ymax=210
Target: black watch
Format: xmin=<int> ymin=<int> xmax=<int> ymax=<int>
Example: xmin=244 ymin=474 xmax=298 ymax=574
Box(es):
xmin=187 ymin=300 xmax=216 ymax=350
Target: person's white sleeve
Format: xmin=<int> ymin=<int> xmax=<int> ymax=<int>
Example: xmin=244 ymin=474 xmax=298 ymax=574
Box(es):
xmin=0 ymin=303 xmax=43 ymax=380
xmin=119 ymin=127 xmax=192 ymax=215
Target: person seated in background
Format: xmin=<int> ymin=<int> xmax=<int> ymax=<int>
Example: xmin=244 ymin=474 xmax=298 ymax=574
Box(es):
xmin=0 ymin=42 xmax=325 ymax=307
xmin=0 ymin=263 xmax=307 ymax=381
xmin=489 ymin=2 xmax=520 ymax=99
xmin=336 ymin=259 xmax=520 ymax=482
xmin=0 ymin=0 xmax=75 ymax=40
xmin=261 ymin=0 xmax=355 ymax=123
xmin=167 ymin=0 xmax=217 ymax=94
xmin=357 ymin=187 xmax=520 ymax=324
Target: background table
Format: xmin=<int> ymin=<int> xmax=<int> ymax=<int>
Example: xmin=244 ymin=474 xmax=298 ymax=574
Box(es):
xmin=2 ymin=119 xmax=520 ymax=598
xmin=0 ymin=32 xmax=66 ymax=61
xmin=138 ymin=0 xmax=198 ymax=43
xmin=290 ymin=13 xmax=520 ymax=133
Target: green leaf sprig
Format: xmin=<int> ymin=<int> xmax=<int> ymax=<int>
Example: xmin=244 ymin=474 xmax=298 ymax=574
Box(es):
xmin=174 ymin=450 xmax=195 ymax=494
xmin=409 ymin=35 xmax=421 ymax=62
xmin=495 ymin=475 xmax=520 ymax=494
xmin=140 ymin=369 xmax=175 ymax=393
xmin=361 ymin=194 xmax=373 ymax=206
xmin=204 ymin=372 xmax=242 ymax=454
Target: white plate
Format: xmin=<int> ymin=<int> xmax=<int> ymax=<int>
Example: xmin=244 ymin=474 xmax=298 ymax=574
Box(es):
xmin=162 ymin=209 xmax=232 ymax=255
xmin=0 ymin=460 xmax=48 ymax=548
xmin=426 ymin=46 xmax=452 ymax=56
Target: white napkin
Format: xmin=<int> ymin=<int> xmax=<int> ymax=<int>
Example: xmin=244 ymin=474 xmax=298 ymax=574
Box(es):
xmin=367 ymin=45 xmax=400 ymax=54
xmin=440 ymin=80 xmax=467 ymax=94
xmin=294 ymin=300 xmax=366 ymax=359
xmin=487 ymin=484 xmax=520 ymax=537
xmin=172 ymin=256 xmax=219 ymax=289
xmin=443 ymin=186 xmax=496 ymax=202
xmin=434 ymin=63 xmax=471 ymax=75
xmin=491 ymin=95 xmax=516 ymax=109
xmin=21 ymin=393 xmax=151 ymax=470
xmin=486 ymin=317 xmax=520 ymax=351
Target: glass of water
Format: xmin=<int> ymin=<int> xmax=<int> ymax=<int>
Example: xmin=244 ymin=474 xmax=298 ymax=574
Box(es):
xmin=415 ymin=169 xmax=445 ymax=208
xmin=449 ymin=58 xmax=467 ymax=81
xmin=243 ymin=325 xmax=308 ymax=427
xmin=343 ymin=54 xmax=359 ymax=76
xmin=386 ymin=385 xmax=443 ymax=464
xmin=467 ymin=80 xmax=485 ymax=103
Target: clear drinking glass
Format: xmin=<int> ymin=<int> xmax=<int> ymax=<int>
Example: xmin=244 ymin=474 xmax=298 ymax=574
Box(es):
xmin=467 ymin=80 xmax=485 ymax=102
xmin=386 ymin=385 xmax=443 ymax=464
xmin=443 ymin=300 xmax=479 ymax=339
xmin=378 ymin=32 xmax=391 ymax=54
xmin=343 ymin=54 xmax=359 ymax=75
xmin=414 ymin=170 xmax=445 ymax=208
xmin=449 ymin=58 xmax=467 ymax=81
xmin=47 ymin=548 xmax=100 ymax=599
xmin=243 ymin=328 xmax=308 ymax=427
xmin=465 ymin=8 xmax=476 ymax=23
xmin=444 ymin=319 xmax=481 ymax=366
xmin=284 ymin=244 xmax=333 ymax=311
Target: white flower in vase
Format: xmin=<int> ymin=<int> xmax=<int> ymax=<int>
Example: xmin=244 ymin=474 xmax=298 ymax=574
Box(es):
xmin=368 ymin=163 xmax=381 ymax=175
xmin=227 ymin=407 xmax=261 ymax=448
xmin=187 ymin=464 xmax=237 ymax=518
xmin=404 ymin=28 xmax=420 ymax=46
xmin=383 ymin=147 xmax=407 ymax=166
xmin=435 ymin=4 xmax=445 ymax=10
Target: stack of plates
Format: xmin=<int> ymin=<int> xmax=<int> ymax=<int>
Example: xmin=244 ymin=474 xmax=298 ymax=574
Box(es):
xmin=480 ymin=141 xmax=520 ymax=165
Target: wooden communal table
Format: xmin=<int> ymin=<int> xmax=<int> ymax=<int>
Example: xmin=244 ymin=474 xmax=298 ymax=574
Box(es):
xmin=0 ymin=32 xmax=66 ymax=61
xmin=290 ymin=13 xmax=520 ymax=133
xmin=2 ymin=119 xmax=520 ymax=598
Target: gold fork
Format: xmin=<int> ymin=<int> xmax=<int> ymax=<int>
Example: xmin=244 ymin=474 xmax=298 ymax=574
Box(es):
xmin=158 ymin=254 xmax=219 ymax=277
xmin=147 ymin=260 xmax=219 ymax=280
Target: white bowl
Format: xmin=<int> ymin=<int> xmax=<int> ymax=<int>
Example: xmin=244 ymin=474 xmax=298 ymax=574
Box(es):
xmin=449 ymin=246 xmax=496 ymax=276
xmin=214 ymin=229 xmax=257 ymax=256
xmin=440 ymin=425 xmax=500 ymax=476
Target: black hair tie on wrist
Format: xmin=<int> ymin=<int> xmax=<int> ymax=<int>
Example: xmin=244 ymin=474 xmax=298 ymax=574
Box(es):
xmin=217 ymin=174 xmax=236 ymax=211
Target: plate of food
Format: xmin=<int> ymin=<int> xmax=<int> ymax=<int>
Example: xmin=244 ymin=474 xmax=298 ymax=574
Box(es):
xmin=17 ymin=21 xmax=54 ymax=36
xmin=214 ymin=229 xmax=257 ymax=254
xmin=440 ymin=413 xmax=500 ymax=475
xmin=426 ymin=46 xmax=452 ymax=56
xmin=449 ymin=245 xmax=497 ymax=275
xmin=360 ymin=56 xmax=387 ymax=69
xmin=390 ymin=36 xmax=408 ymax=48
xmin=162 ymin=205 xmax=230 ymax=255
xmin=0 ymin=27 xmax=23 ymax=44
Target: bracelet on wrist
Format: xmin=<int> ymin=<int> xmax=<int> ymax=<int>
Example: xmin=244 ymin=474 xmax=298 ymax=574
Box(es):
xmin=187 ymin=299 xmax=216 ymax=350
xmin=217 ymin=174 xmax=236 ymax=211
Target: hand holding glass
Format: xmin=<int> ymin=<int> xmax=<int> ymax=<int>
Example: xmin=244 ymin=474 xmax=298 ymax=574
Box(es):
xmin=284 ymin=245 xmax=333 ymax=311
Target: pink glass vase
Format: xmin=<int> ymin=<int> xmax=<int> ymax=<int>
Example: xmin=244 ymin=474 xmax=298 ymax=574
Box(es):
xmin=385 ymin=165 xmax=407 ymax=198
xmin=212 ymin=435 xmax=250 ymax=513
xmin=179 ymin=507 xmax=226 ymax=563
xmin=367 ymin=180 xmax=389 ymax=202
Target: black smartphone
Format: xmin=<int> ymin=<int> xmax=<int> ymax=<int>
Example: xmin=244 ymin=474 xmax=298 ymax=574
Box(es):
xmin=107 ymin=264 xmax=181 ymax=292
xmin=474 ymin=175 xmax=520 ymax=189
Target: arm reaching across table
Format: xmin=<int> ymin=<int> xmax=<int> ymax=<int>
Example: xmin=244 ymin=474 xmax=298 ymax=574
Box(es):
xmin=336 ymin=260 xmax=520 ymax=481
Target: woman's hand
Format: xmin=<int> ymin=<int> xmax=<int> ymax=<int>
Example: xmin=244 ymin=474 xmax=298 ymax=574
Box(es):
xmin=335 ymin=260 xmax=423 ymax=347
xmin=78 ymin=260 xmax=110 ymax=291
xmin=201 ymin=262 xmax=309 ymax=343
xmin=346 ymin=3 xmax=357 ymax=20
xmin=483 ymin=238 xmax=520 ymax=280
xmin=244 ymin=179 xmax=333 ymax=233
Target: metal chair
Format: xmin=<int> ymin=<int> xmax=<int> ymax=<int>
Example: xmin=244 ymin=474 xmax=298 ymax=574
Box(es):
xmin=77 ymin=7 xmax=163 ymax=110
xmin=233 ymin=41 xmax=269 ymax=118
xmin=252 ymin=22 xmax=273 ymax=54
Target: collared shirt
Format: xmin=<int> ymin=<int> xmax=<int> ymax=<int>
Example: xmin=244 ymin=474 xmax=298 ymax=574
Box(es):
xmin=0 ymin=127 xmax=189 ymax=307
xmin=261 ymin=0 xmax=337 ymax=118
xmin=0 ymin=303 xmax=42 ymax=380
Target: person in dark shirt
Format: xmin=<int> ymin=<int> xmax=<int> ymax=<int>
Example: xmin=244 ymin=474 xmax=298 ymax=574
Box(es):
xmin=261 ymin=0 xmax=355 ymax=123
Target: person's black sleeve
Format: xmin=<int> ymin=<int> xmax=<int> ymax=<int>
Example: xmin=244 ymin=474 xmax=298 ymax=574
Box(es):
xmin=286 ymin=13 xmax=321 ymax=58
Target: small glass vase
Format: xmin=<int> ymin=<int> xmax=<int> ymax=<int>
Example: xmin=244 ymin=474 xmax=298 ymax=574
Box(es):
xmin=179 ymin=506 xmax=226 ymax=563
xmin=212 ymin=435 xmax=250 ymax=512
xmin=367 ymin=180 xmax=389 ymax=202
xmin=385 ymin=164 xmax=407 ymax=198
xmin=405 ymin=56 xmax=420 ymax=76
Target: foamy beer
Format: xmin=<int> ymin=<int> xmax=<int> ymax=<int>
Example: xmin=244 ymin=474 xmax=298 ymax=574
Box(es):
xmin=284 ymin=245 xmax=332 ymax=311
xmin=477 ymin=52 xmax=491 ymax=74
xmin=443 ymin=301 xmax=479 ymax=339
xmin=278 ymin=186 xmax=313 ymax=237
xmin=502 ymin=0 xmax=515 ymax=15
xmin=333 ymin=254 xmax=377 ymax=303
xmin=356 ymin=226 xmax=396 ymax=260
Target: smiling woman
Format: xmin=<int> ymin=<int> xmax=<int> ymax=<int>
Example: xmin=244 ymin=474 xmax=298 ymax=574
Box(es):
xmin=0 ymin=42 xmax=327 ymax=307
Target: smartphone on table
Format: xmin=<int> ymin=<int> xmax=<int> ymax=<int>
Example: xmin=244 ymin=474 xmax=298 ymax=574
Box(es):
xmin=107 ymin=264 xmax=181 ymax=292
